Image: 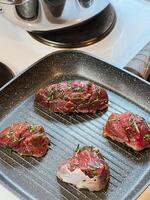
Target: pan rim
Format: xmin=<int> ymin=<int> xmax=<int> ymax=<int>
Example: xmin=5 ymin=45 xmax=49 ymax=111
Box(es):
xmin=0 ymin=50 xmax=149 ymax=93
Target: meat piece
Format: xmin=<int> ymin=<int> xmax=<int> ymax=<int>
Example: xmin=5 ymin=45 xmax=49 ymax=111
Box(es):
xmin=0 ymin=122 xmax=50 ymax=157
xmin=35 ymin=80 xmax=108 ymax=113
xmin=57 ymin=146 xmax=109 ymax=191
xmin=103 ymin=112 xmax=150 ymax=151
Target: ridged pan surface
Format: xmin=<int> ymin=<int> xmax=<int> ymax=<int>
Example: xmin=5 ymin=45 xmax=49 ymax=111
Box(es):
xmin=0 ymin=51 xmax=150 ymax=200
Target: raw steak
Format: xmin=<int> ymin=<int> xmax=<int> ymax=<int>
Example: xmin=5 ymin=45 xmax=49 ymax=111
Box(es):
xmin=0 ymin=122 xmax=50 ymax=157
xmin=103 ymin=112 xmax=150 ymax=151
xmin=35 ymin=80 xmax=108 ymax=113
xmin=57 ymin=145 xmax=110 ymax=191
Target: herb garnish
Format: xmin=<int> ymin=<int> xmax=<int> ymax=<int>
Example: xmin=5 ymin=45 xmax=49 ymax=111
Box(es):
xmin=129 ymin=117 xmax=140 ymax=133
xmin=59 ymin=94 xmax=64 ymax=100
xmin=75 ymin=87 xmax=84 ymax=92
xmin=109 ymin=117 xmax=119 ymax=122
xmin=72 ymin=96 xmax=82 ymax=100
xmin=144 ymin=134 xmax=150 ymax=141
xmin=75 ymin=144 xmax=81 ymax=153
xmin=67 ymin=80 xmax=73 ymax=84
xmin=13 ymin=135 xmax=18 ymax=142
xmin=9 ymin=129 xmax=14 ymax=134
xmin=28 ymin=125 xmax=36 ymax=133
xmin=47 ymin=90 xmax=55 ymax=101
xmin=92 ymin=169 xmax=98 ymax=177
xmin=1 ymin=133 xmax=10 ymax=139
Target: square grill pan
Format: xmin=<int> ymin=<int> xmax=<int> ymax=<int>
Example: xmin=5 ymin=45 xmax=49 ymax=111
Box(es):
xmin=0 ymin=51 xmax=150 ymax=200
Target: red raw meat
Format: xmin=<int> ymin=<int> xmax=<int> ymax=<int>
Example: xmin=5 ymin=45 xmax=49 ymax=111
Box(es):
xmin=57 ymin=146 xmax=109 ymax=191
xmin=0 ymin=122 xmax=50 ymax=157
xmin=35 ymin=80 xmax=108 ymax=113
xmin=103 ymin=112 xmax=150 ymax=151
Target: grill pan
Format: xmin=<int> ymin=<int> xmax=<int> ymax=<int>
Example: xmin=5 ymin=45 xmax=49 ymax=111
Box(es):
xmin=0 ymin=51 xmax=150 ymax=200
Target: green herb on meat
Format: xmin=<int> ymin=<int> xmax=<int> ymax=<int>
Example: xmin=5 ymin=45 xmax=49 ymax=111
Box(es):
xmin=109 ymin=117 xmax=119 ymax=122
xmin=13 ymin=135 xmax=18 ymax=142
xmin=28 ymin=125 xmax=36 ymax=133
xmin=144 ymin=134 xmax=150 ymax=141
xmin=92 ymin=169 xmax=98 ymax=177
xmin=75 ymin=87 xmax=84 ymax=92
xmin=67 ymin=80 xmax=73 ymax=84
xmin=67 ymin=83 xmax=84 ymax=92
xmin=1 ymin=133 xmax=10 ymax=139
xmin=75 ymin=144 xmax=81 ymax=153
xmin=95 ymin=148 xmax=102 ymax=158
xmin=59 ymin=94 xmax=64 ymax=100
xmin=48 ymin=108 xmax=52 ymax=113
xmin=133 ymin=121 xmax=140 ymax=133
xmin=47 ymin=90 xmax=55 ymax=101
xmin=129 ymin=117 xmax=140 ymax=133
xmin=72 ymin=96 xmax=82 ymax=100
xmin=9 ymin=129 xmax=14 ymax=134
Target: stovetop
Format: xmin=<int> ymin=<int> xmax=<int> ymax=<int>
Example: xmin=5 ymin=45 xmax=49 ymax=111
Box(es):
xmin=0 ymin=0 xmax=150 ymax=76
xmin=29 ymin=3 xmax=116 ymax=48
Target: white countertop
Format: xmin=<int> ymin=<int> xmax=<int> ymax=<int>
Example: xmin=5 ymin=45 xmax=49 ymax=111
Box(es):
xmin=0 ymin=0 xmax=150 ymax=199
xmin=0 ymin=184 xmax=21 ymax=200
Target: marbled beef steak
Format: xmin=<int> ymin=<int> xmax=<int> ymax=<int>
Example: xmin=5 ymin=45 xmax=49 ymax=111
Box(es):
xmin=0 ymin=122 xmax=50 ymax=157
xmin=57 ymin=146 xmax=110 ymax=191
xmin=35 ymin=80 xmax=108 ymax=113
xmin=103 ymin=112 xmax=150 ymax=151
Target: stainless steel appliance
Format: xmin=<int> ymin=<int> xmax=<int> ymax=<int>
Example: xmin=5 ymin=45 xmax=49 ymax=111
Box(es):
xmin=0 ymin=0 xmax=111 ymax=32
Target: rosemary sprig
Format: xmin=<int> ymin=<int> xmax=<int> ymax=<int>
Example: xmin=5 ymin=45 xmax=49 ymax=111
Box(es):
xmin=108 ymin=117 xmax=119 ymax=122
xmin=144 ymin=134 xmax=150 ymax=141
xmin=75 ymin=144 xmax=81 ymax=153
xmin=47 ymin=90 xmax=55 ymax=101
xmin=9 ymin=129 xmax=14 ymax=134
xmin=92 ymin=169 xmax=98 ymax=177
xmin=1 ymin=133 xmax=10 ymax=139
xmin=28 ymin=125 xmax=36 ymax=133
xmin=129 ymin=117 xmax=140 ymax=133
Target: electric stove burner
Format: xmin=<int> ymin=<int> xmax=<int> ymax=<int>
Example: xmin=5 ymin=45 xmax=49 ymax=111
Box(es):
xmin=29 ymin=4 xmax=116 ymax=48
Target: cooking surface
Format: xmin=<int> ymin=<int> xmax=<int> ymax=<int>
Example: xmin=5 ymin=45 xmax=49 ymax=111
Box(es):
xmin=0 ymin=51 xmax=149 ymax=200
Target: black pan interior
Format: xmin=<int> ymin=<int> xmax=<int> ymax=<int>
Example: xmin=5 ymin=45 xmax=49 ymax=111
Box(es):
xmin=0 ymin=51 xmax=149 ymax=200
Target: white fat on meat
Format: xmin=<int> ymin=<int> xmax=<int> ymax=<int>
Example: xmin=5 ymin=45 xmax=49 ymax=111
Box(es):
xmin=57 ymin=164 xmax=102 ymax=191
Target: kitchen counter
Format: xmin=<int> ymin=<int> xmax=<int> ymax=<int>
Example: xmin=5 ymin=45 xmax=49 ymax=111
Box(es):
xmin=0 ymin=0 xmax=150 ymax=200
xmin=0 ymin=184 xmax=21 ymax=200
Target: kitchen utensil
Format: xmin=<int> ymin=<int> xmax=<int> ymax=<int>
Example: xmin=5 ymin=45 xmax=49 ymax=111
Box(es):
xmin=0 ymin=0 xmax=113 ymax=32
xmin=0 ymin=51 xmax=149 ymax=200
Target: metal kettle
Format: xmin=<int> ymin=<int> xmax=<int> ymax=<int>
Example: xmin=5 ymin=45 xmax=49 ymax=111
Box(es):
xmin=0 ymin=0 xmax=110 ymax=32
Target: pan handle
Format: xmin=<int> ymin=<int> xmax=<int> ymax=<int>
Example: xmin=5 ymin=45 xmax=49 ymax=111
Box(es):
xmin=124 ymin=42 xmax=150 ymax=80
